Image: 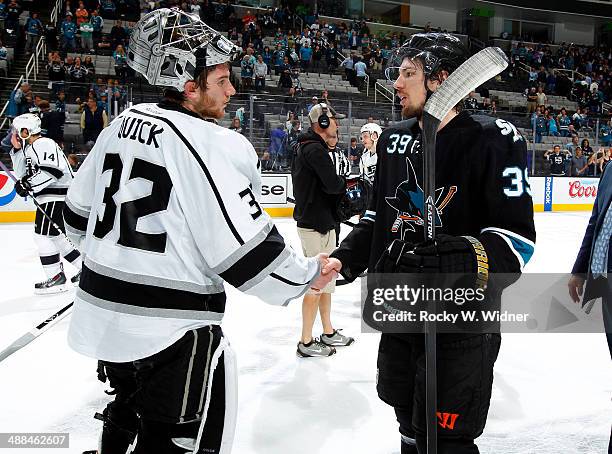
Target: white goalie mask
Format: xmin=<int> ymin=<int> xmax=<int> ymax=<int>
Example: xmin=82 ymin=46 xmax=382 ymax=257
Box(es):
xmin=127 ymin=8 xmax=243 ymax=91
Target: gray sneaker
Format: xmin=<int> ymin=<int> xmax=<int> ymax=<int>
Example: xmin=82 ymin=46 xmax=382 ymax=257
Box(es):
xmin=297 ymin=338 xmax=336 ymax=358
xmin=320 ymin=329 xmax=355 ymax=347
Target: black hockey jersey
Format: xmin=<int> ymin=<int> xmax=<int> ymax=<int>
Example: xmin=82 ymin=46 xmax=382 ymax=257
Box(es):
xmin=331 ymin=111 xmax=536 ymax=281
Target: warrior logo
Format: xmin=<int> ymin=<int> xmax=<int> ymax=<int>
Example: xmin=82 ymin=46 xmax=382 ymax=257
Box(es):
xmin=386 ymin=158 xmax=457 ymax=239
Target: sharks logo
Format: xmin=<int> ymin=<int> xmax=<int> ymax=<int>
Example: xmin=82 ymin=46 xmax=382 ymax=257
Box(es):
xmin=386 ymin=158 xmax=457 ymax=239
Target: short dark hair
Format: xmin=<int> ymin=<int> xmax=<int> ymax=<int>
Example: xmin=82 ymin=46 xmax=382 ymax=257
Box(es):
xmin=162 ymin=62 xmax=230 ymax=104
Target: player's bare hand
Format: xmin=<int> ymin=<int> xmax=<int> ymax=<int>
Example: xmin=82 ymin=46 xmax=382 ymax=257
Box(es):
xmin=322 ymin=257 xmax=342 ymax=275
xmin=10 ymin=132 xmax=21 ymax=149
xmin=568 ymin=274 xmax=585 ymax=303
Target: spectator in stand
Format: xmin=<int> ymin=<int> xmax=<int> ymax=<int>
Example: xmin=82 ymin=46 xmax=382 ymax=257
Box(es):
xmin=570 ymin=147 xmax=589 ymax=176
xmin=528 ymin=66 xmax=537 ymax=84
xmin=278 ymin=56 xmax=293 ymax=89
xmin=54 ymin=90 xmax=66 ymax=113
xmin=269 ymin=124 xmax=287 ymax=170
xmin=572 ymin=107 xmax=588 ymax=131
xmin=285 ymin=111 xmax=296 ymax=131
xmin=283 ymin=86 xmax=299 ymax=114
xmin=299 ymin=42 xmax=313 ymax=71
xmin=537 ymin=65 xmax=547 ymax=88
xmin=526 ymin=87 xmax=537 ymax=114
xmin=240 ymin=54 xmax=254 ymax=90
xmin=90 ymin=9 xmax=103 ymax=43
xmin=547 ymin=112 xmax=559 ymax=137
xmin=83 ymin=55 xmax=95 ymax=77
xmin=81 ymin=96 xmax=108 ymax=145
xmin=228 ymin=117 xmax=243 ymax=134
xmin=532 ymin=107 xmax=547 ymax=143
xmin=113 ymin=44 xmax=128 ymax=83
xmin=0 ymin=0 xmax=6 ymax=33
xmin=100 ymin=0 xmax=117 ymax=19
xmin=47 ymin=52 xmax=66 ymax=94
xmin=0 ymin=39 xmax=8 ymax=75
xmin=581 ymin=138 xmax=596 ymax=175
xmin=354 ymin=57 xmax=367 ymax=90
xmin=536 ymin=86 xmax=547 ymax=106
xmin=347 ymin=136 xmax=362 ymax=174
xmin=70 ymin=57 xmax=89 ymax=99
xmin=80 ymin=18 xmax=94 ymax=52
xmin=546 ymin=70 xmax=556 ymax=94
xmin=600 ymin=148 xmax=612 ymax=173
xmin=262 ymin=46 xmax=272 ymax=73
xmin=307 ymin=96 xmax=318 ymax=113
xmin=39 ymin=100 xmax=65 ymax=146
xmin=558 ymin=108 xmax=571 ymax=137
xmin=97 ymin=34 xmax=111 ymax=52
xmin=326 ymin=41 xmax=339 ymax=70
xmin=5 ymin=0 xmax=20 ymax=34
xmin=600 ymin=119 xmax=612 ymax=147
xmin=341 ymin=53 xmax=355 ymax=86
xmin=75 ymin=1 xmax=89 ymax=26
xmin=273 ymin=43 xmax=286 ymax=75
xmin=14 ymin=82 xmax=32 ymax=115
xmin=544 ymin=145 xmax=570 ymax=176
xmin=61 ymin=14 xmax=78 ymax=52
xmin=464 ymin=91 xmax=479 ymax=111
xmin=254 ymin=54 xmax=267 ymax=92
xmin=110 ymin=19 xmax=127 ymax=48
xmin=311 ymin=44 xmax=323 ymax=71
xmin=566 ymin=134 xmax=580 ymax=155
xmin=25 ymin=12 xmax=43 ymax=54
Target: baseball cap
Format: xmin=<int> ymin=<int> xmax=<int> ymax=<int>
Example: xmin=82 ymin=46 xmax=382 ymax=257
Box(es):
xmin=308 ymin=103 xmax=345 ymax=124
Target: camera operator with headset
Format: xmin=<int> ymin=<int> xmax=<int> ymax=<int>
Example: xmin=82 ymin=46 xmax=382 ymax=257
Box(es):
xmin=292 ymin=103 xmax=355 ymax=357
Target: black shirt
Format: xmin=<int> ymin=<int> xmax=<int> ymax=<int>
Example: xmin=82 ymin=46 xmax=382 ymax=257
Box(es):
xmin=292 ymin=129 xmax=346 ymax=233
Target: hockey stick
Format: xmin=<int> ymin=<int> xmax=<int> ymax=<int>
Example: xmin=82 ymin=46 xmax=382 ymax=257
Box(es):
xmin=0 ymin=302 xmax=73 ymax=363
xmin=0 ymin=159 xmax=77 ymax=249
xmin=420 ymin=47 xmax=508 ymax=454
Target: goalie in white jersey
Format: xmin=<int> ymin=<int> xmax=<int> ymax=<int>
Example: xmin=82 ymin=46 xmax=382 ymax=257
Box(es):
xmin=10 ymin=113 xmax=82 ymax=294
xmin=62 ymin=8 xmax=335 ymax=454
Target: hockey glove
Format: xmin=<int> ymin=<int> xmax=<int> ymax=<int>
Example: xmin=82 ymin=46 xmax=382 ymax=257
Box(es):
xmin=14 ymin=177 xmax=31 ymax=198
xmin=376 ymin=234 xmax=489 ymax=289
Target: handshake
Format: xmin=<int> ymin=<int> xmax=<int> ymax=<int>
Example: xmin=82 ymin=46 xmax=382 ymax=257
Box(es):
xmin=310 ymin=254 xmax=343 ymax=293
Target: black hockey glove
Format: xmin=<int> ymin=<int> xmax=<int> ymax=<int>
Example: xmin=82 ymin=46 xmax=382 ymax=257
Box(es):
xmin=376 ymin=234 xmax=489 ymax=289
xmin=14 ymin=177 xmax=31 ymax=198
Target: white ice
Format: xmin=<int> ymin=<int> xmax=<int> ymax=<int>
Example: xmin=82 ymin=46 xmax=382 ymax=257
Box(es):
xmin=0 ymin=212 xmax=610 ymax=454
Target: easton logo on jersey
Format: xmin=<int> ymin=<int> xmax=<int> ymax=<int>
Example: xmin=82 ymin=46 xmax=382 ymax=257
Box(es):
xmin=385 ymin=158 xmax=457 ymax=238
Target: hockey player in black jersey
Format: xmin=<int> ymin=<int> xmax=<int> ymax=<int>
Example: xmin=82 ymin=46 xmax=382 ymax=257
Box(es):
xmin=324 ymin=34 xmax=536 ymax=453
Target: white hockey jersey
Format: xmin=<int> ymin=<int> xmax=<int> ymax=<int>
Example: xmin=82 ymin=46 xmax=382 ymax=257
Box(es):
xmin=64 ymin=102 xmax=319 ymax=362
xmin=11 ymin=137 xmax=73 ymax=203
xmin=359 ymin=149 xmax=377 ymax=184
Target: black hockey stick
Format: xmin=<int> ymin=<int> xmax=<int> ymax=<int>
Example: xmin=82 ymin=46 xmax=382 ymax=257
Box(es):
xmin=420 ymin=47 xmax=508 ymax=453
xmin=0 ymin=159 xmax=77 ymax=249
xmin=0 ymin=301 xmax=73 ymax=363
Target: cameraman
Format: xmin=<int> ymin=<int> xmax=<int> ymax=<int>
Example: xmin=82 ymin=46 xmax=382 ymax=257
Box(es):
xmin=292 ymin=103 xmax=355 ymax=357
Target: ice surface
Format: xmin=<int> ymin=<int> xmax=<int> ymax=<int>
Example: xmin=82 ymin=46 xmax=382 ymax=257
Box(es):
xmin=0 ymin=213 xmax=610 ymax=453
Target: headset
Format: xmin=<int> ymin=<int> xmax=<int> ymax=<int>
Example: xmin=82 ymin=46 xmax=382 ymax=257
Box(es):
xmin=318 ymin=104 xmax=330 ymax=129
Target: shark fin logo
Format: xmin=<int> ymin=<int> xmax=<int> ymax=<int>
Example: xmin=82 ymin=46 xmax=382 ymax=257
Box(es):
xmin=0 ymin=173 xmax=17 ymax=206
xmin=385 ymin=158 xmax=457 ymax=239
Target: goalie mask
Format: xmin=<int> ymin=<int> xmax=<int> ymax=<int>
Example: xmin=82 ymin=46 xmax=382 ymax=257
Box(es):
xmin=127 ymin=8 xmax=242 ymax=91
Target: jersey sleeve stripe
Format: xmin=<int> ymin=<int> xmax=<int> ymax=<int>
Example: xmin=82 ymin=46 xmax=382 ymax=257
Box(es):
xmin=37 ymin=165 xmax=64 ymax=179
xmin=80 ymin=263 xmax=227 ymax=314
xmin=32 ymin=187 xmax=68 ymax=197
xmin=481 ymin=227 xmax=535 ymax=270
xmin=131 ymin=108 xmax=245 ymax=246
xmin=218 ymin=226 xmax=286 ymax=288
xmin=270 ymin=272 xmax=309 ymax=286
xmin=63 ymin=202 xmax=89 ymax=233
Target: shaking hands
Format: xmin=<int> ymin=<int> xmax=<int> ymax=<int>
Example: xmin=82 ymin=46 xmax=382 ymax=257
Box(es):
xmin=310 ymin=254 xmax=343 ymax=293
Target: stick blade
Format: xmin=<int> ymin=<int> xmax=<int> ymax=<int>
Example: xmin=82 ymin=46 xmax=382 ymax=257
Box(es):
xmin=425 ymin=47 xmax=508 ymax=121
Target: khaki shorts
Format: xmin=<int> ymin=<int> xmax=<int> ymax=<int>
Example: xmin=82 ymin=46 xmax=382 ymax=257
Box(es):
xmin=297 ymin=227 xmax=337 ymax=294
